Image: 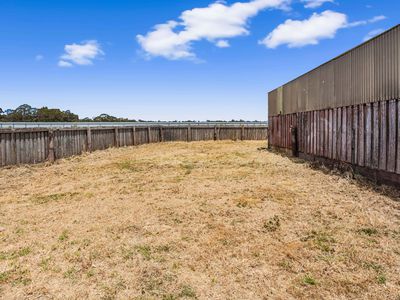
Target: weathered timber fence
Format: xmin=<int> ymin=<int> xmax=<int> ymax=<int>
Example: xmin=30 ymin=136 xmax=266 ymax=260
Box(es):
xmin=0 ymin=125 xmax=267 ymax=167
xmin=269 ymin=99 xmax=400 ymax=186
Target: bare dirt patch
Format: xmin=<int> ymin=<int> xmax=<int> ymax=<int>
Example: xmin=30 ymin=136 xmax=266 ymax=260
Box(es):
xmin=0 ymin=141 xmax=399 ymax=299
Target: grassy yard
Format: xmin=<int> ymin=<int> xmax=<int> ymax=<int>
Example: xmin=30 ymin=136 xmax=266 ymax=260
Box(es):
xmin=0 ymin=141 xmax=399 ymax=299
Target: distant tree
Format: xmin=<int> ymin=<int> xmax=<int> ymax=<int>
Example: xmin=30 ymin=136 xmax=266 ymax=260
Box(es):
xmin=4 ymin=109 xmax=14 ymax=115
xmin=1 ymin=104 xmax=143 ymax=122
xmin=93 ymin=114 xmax=128 ymax=122
xmin=1 ymin=104 xmax=79 ymax=122
xmin=5 ymin=104 xmax=37 ymax=121
xmin=36 ymin=107 xmax=79 ymax=122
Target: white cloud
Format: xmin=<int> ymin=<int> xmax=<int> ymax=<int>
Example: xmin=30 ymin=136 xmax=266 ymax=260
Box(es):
xmin=58 ymin=40 xmax=104 ymax=67
xmin=58 ymin=60 xmax=73 ymax=68
xmin=216 ymin=40 xmax=230 ymax=48
xmin=35 ymin=55 xmax=44 ymax=61
xmin=260 ymin=10 xmax=347 ymax=48
xmin=302 ymin=0 xmax=334 ymax=9
xmin=363 ymin=28 xmax=384 ymax=42
xmin=260 ymin=11 xmax=387 ymax=48
xmin=370 ymin=15 xmax=386 ymax=23
xmin=347 ymin=15 xmax=386 ymax=27
xmin=137 ymin=0 xmax=288 ymax=60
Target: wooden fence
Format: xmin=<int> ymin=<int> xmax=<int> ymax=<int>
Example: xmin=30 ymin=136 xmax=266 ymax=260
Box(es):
xmin=269 ymin=98 xmax=400 ymax=186
xmin=0 ymin=125 xmax=267 ymax=167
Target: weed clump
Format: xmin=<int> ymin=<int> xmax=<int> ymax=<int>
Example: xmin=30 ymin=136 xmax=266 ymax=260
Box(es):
xmin=302 ymin=275 xmax=317 ymax=286
xmin=358 ymin=228 xmax=378 ymax=236
xmin=263 ymin=215 xmax=280 ymax=232
xmin=301 ymin=230 xmax=336 ymax=253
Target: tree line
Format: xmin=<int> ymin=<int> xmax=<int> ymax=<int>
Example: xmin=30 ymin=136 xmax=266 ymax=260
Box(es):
xmin=0 ymin=104 xmax=136 ymax=122
xmin=0 ymin=104 xmax=262 ymax=123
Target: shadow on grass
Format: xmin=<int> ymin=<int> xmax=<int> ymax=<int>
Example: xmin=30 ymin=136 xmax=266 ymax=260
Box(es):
xmin=258 ymin=147 xmax=400 ymax=202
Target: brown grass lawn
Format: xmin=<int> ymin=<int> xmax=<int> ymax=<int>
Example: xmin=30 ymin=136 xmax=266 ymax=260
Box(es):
xmin=0 ymin=141 xmax=399 ymax=299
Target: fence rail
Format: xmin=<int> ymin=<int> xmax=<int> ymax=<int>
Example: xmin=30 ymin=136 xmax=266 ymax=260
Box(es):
xmin=0 ymin=121 xmax=268 ymax=129
xmin=0 ymin=125 xmax=268 ymax=167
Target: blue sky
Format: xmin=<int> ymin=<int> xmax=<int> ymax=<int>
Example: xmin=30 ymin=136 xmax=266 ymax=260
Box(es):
xmin=0 ymin=0 xmax=398 ymax=120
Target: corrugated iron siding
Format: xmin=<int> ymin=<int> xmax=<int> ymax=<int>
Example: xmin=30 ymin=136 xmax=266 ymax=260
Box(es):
xmin=268 ymin=25 xmax=400 ymax=116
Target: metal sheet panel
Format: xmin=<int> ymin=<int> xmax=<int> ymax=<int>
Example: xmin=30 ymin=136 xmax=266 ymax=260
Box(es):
xmin=268 ymin=89 xmax=278 ymax=116
xmin=268 ymin=25 xmax=400 ymax=116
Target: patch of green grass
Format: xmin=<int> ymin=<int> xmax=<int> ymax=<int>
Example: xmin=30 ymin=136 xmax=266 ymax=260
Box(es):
xmin=377 ymin=274 xmax=387 ymax=284
xmin=14 ymin=247 xmax=31 ymax=258
xmin=135 ymin=245 xmax=152 ymax=260
xmin=12 ymin=275 xmax=32 ymax=286
xmin=180 ymin=163 xmax=195 ymax=175
xmin=32 ymin=192 xmax=79 ymax=204
xmin=0 ymin=268 xmax=31 ymax=286
xmin=0 ymin=270 xmax=11 ymax=283
xmin=302 ymin=230 xmax=335 ymax=253
xmin=14 ymin=227 xmax=24 ymax=235
xmin=86 ymin=269 xmax=95 ymax=278
xmin=263 ymin=215 xmax=281 ymax=232
xmin=39 ymin=257 xmax=52 ymax=271
xmin=358 ymin=228 xmax=378 ymax=236
xmin=63 ymin=267 xmax=78 ymax=280
xmin=362 ymin=261 xmax=388 ymax=285
xmin=117 ymin=160 xmax=141 ymax=172
xmin=121 ymin=247 xmax=134 ymax=260
xmin=362 ymin=261 xmax=384 ymax=273
xmin=0 ymin=247 xmax=31 ymax=260
xmin=302 ymin=275 xmax=317 ymax=286
xmin=59 ymin=230 xmax=69 ymax=242
xmin=278 ymin=259 xmax=293 ymax=271
xmin=179 ymin=285 xmax=197 ymax=298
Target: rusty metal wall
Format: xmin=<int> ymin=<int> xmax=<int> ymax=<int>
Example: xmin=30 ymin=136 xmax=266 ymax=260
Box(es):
xmin=268 ymin=25 xmax=400 ymax=116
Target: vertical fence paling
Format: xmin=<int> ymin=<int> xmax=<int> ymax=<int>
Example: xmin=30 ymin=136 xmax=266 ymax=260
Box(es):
xmin=0 ymin=125 xmax=268 ymax=167
xmin=269 ymin=98 xmax=400 ymax=176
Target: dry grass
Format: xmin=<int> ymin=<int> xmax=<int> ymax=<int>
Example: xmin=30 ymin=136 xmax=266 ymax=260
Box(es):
xmin=0 ymin=141 xmax=399 ymax=299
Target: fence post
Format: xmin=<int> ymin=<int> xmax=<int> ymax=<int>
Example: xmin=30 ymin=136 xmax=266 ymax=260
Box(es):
xmin=214 ymin=126 xmax=218 ymax=141
xmin=241 ymin=125 xmax=244 ymax=141
xmin=147 ymin=127 xmax=151 ymax=143
xmin=48 ymin=130 xmax=55 ymax=163
xmin=132 ymin=127 xmax=136 ymax=146
xmin=87 ymin=128 xmax=92 ymax=152
xmin=290 ymin=126 xmax=298 ymax=157
xmin=351 ymin=127 xmax=356 ymax=165
xmin=114 ymin=127 xmax=119 ymax=148
xmin=11 ymin=129 xmax=17 ymax=164
xmin=160 ymin=126 xmax=164 ymax=142
xmin=187 ymin=125 xmax=191 ymax=142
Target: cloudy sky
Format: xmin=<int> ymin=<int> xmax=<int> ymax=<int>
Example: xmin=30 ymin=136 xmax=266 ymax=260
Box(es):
xmin=0 ymin=0 xmax=398 ymax=120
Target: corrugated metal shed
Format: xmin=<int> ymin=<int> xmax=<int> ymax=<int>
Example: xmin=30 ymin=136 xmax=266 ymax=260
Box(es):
xmin=268 ymin=24 xmax=400 ymax=116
